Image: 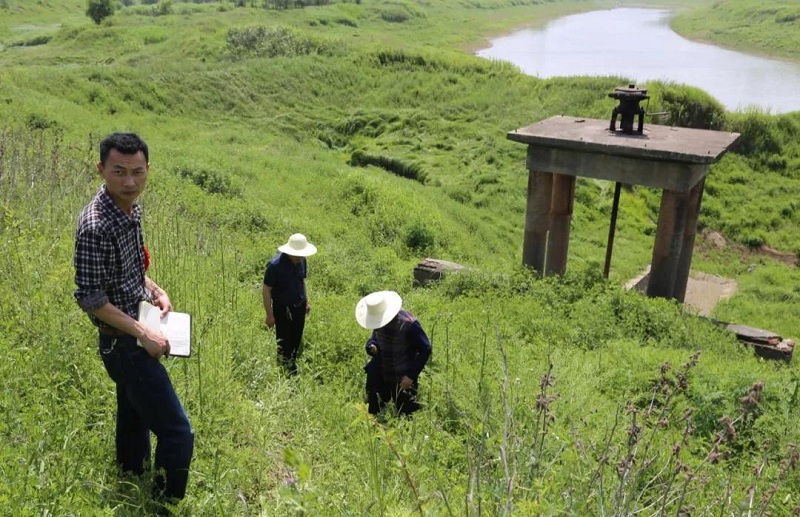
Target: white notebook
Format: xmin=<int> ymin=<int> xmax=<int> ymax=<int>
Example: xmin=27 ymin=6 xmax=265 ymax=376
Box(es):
xmin=137 ymin=301 xmax=192 ymax=358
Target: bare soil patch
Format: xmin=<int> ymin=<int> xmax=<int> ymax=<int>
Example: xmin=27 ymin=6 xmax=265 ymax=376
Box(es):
xmin=625 ymin=267 xmax=737 ymax=317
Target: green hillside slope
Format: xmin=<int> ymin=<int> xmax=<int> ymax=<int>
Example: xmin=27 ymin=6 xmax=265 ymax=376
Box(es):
xmin=2 ymin=0 xmax=800 ymax=514
xmin=673 ymin=0 xmax=800 ymax=59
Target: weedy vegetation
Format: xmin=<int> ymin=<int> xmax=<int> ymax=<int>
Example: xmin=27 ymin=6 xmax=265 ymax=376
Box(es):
xmin=2 ymin=0 xmax=800 ymax=514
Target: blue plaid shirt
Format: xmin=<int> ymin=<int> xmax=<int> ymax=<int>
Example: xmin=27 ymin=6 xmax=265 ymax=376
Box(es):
xmin=74 ymin=185 xmax=149 ymax=328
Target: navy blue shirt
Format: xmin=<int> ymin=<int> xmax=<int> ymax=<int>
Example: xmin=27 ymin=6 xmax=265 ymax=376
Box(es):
xmin=263 ymin=253 xmax=307 ymax=306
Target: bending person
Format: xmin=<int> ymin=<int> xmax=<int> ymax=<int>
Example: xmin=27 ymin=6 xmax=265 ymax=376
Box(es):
xmin=356 ymin=291 xmax=431 ymax=416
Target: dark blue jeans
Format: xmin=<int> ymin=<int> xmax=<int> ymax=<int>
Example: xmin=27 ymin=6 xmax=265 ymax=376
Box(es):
xmin=98 ymin=333 xmax=194 ymax=500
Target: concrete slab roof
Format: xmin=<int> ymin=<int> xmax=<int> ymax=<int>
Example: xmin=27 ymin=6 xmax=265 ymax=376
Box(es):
xmin=508 ymin=116 xmax=740 ymax=165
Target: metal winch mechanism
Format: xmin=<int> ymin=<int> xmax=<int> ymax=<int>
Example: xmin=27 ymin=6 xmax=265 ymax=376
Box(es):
xmin=608 ymin=84 xmax=649 ymax=134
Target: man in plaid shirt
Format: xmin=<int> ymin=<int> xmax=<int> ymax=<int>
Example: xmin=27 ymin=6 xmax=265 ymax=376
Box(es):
xmin=74 ymin=132 xmax=193 ymax=506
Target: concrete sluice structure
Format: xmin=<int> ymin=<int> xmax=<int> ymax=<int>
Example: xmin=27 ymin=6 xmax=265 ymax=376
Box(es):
xmin=508 ymin=113 xmax=740 ymax=303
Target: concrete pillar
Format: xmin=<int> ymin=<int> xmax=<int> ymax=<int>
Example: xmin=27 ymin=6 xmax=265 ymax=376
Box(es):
xmin=673 ymin=178 xmax=706 ymax=302
xmin=522 ymin=169 xmax=553 ymax=275
xmin=646 ymin=188 xmax=691 ymax=299
xmin=545 ymin=173 xmax=576 ymax=276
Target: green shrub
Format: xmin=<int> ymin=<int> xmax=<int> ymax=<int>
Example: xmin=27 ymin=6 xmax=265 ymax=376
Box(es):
xmin=153 ymin=0 xmax=174 ymax=16
xmin=742 ymin=232 xmax=767 ymax=249
xmin=175 ymin=165 xmax=242 ymax=197
xmin=25 ymin=113 xmax=56 ymax=130
xmin=225 ymin=26 xmax=334 ymax=59
xmin=726 ymin=110 xmax=782 ymax=157
xmin=648 ymin=82 xmax=726 ymax=130
xmin=765 ymin=154 xmax=787 ymax=172
xmin=86 ymin=0 xmax=114 ymax=24
xmin=403 ymin=221 xmax=434 ymax=252
xmin=336 ymin=17 xmax=358 ymax=27
xmin=380 ymin=8 xmax=409 ymax=23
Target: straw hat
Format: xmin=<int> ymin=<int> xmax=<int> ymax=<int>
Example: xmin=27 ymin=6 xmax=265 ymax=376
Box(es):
xmin=355 ymin=291 xmax=402 ymax=330
xmin=278 ymin=233 xmax=317 ymax=257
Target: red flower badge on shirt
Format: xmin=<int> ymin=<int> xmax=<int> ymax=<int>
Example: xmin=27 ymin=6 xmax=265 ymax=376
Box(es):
xmin=143 ymin=244 xmax=151 ymax=271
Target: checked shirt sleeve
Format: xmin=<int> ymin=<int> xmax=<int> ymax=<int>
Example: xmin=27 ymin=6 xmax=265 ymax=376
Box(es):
xmin=74 ymin=226 xmax=111 ymax=312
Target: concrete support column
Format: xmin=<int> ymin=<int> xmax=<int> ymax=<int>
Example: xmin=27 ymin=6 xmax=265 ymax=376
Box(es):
xmin=646 ymin=188 xmax=691 ymax=300
xmin=522 ymin=169 xmax=553 ymax=275
xmin=673 ymin=178 xmax=706 ymax=302
xmin=545 ymin=173 xmax=576 ymax=276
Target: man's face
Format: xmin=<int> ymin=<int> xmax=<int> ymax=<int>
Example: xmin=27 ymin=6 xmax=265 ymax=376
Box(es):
xmin=97 ymin=149 xmax=148 ymax=209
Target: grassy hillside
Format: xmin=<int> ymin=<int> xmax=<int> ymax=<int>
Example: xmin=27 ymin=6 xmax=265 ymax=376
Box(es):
xmin=672 ymin=0 xmax=800 ymax=60
xmin=3 ymin=0 xmax=800 ymax=514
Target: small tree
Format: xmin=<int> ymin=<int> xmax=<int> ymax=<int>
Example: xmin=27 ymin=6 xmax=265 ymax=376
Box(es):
xmin=86 ymin=0 xmax=114 ymax=25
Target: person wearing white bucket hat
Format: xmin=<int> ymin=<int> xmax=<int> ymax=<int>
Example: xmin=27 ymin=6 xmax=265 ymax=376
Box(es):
xmin=356 ymin=291 xmax=431 ymax=416
xmin=262 ymin=233 xmax=317 ymax=374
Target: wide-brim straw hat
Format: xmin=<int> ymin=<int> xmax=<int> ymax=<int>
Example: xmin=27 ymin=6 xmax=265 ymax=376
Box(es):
xmin=278 ymin=233 xmax=317 ymax=257
xmin=355 ymin=291 xmax=402 ymax=330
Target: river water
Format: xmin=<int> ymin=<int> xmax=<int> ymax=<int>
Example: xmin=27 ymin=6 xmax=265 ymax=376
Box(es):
xmin=475 ymin=8 xmax=800 ymax=114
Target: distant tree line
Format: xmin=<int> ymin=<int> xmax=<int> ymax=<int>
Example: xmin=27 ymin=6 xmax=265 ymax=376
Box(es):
xmin=233 ymin=0 xmax=363 ymax=7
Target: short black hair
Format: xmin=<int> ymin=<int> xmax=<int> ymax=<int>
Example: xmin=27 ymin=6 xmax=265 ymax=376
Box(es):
xmin=99 ymin=132 xmax=149 ymax=165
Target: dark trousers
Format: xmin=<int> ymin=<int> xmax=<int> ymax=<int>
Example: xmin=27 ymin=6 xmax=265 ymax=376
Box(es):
xmin=274 ymin=302 xmax=306 ymax=374
xmin=364 ymin=358 xmax=421 ymax=415
xmin=98 ymin=334 xmax=194 ymax=500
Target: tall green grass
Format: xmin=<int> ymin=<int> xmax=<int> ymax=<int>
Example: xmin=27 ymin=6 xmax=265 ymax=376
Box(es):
xmin=2 ymin=0 xmax=800 ymax=513
xmin=3 ymin=126 xmax=800 ymax=514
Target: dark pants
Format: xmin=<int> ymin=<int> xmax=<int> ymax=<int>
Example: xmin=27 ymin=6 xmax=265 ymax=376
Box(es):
xmin=98 ymin=333 xmax=194 ymax=501
xmin=364 ymin=358 xmax=421 ymax=415
xmin=274 ymin=302 xmax=306 ymax=374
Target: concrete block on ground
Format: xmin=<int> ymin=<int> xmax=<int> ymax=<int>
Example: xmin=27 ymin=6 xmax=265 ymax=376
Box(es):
xmin=413 ymin=257 xmax=467 ymax=287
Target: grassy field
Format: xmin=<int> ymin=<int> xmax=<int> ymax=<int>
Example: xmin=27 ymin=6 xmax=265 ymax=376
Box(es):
xmin=2 ymin=0 xmax=800 ymax=514
xmin=672 ymin=0 xmax=800 ymax=60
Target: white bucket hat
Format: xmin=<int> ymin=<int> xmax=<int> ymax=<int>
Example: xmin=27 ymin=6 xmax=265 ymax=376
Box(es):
xmin=278 ymin=233 xmax=317 ymax=257
xmin=355 ymin=291 xmax=402 ymax=330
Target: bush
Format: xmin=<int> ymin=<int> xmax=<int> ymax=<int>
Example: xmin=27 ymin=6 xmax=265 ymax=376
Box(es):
xmin=726 ymin=110 xmax=782 ymax=157
xmin=742 ymin=232 xmax=767 ymax=249
xmin=380 ymin=8 xmax=409 ymax=23
xmin=175 ymin=165 xmax=242 ymax=197
xmin=25 ymin=114 xmax=56 ymax=130
xmin=225 ymin=26 xmax=333 ymax=59
xmin=649 ymin=82 xmax=726 ymax=130
xmin=153 ymin=0 xmax=174 ymax=16
xmin=86 ymin=0 xmax=114 ymax=25
xmin=403 ymin=222 xmax=434 ymax=252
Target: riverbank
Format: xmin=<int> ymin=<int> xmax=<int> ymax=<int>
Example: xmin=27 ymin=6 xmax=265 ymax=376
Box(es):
xmin=460 ymin=0 xmax=712 ymax=52
xmin=671 ymin=0 xmax=800 ymax=61
xmin=473 ymin=6 xmax=800 ymax=113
